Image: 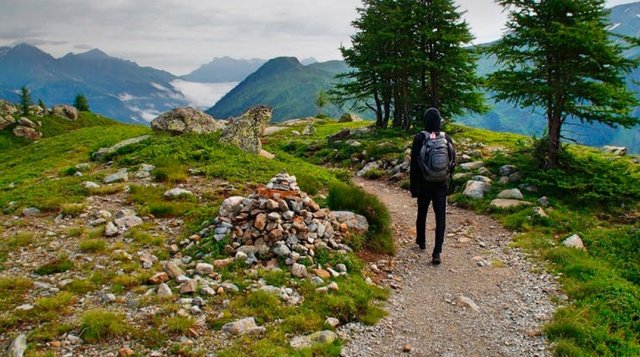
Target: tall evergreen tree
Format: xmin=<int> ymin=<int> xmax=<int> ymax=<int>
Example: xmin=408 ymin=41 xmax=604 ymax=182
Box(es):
xmin=315 ymin=90 xmax=330 ymax=116
xmin=332 ymin=0 xmax=485 ymax=129
xmin=487 ymin=0 xmax=639 ymax=168
xmin=20 ymin=86 xmax=32 ymax=116
xmin=74 ymin=94 xmax=90 ymax=112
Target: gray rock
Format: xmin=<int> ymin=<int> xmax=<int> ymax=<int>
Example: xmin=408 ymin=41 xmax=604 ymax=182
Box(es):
xmin=22 ymin=207 xmax=41 ymax=216
xmin=532 ymin=207 xmax=548 ymax=218
xmin=497 ymin=188 xmax=524 ymax=200
xmin=104 ymin=169 xmax=128 ymax=184
xmin=602 ymin=146 xmax=627 ymax=156
xmin=51 ymin=105 xmax=79 ymax=120
xmin=104 ymin=222 xmax=119 ymax=236
xmin=273 ymin=241 xmax=292 ymax=257
xmin=459 ymin=161 xmax=484 ymax=171
xmin=490 ymin=199 xmax=531 ymax=209
xmin=195 ymin=263 xmax=214 ymax=275
xmin=7 ymin=333 xmax=27 ymax=357
xmin=114 ymin=215 xmax=143 ymax=229
xmin=92 ymin=135 xmax=151 ymax=161
xmin=302 ymin=123 xmax=317 ymax=136
xmin=538 ymin=196 xmax=550 ymax=207
xmin=157 ymin=283 xmax=173 ymax=297
xmin=335 ymin=264 xmax=347 ymax=273
xmin=151 ymin=107 xmax=224 ymax=135
xmin=455 ymin=295 xmax=480 ymax=312
xmin=164 ymin=188 xmax=194 ymax=199
xmin=332 ymin=211 xmax=369 ymax=234
xmin=471 ymin=175 xmax=492 ymax=184
xmin=357 ymin=161 xmax=380 ymax=177
xmin=219 ymin=196 xmax=245 ymax=218
xmin=164 ymin=261 xmax=184 ymax=279
xmin=325 ymin=317 xmax=340 ymax=328
xmin=82 ymin=181 xmax=100 ymax=189
xmin=222 ymin=317 xmax=266 ymax=336
xmin=499 ymin=165 xmax=518 ymax=177
xmin=290 ymin=331 xmax=338 ymax=349
xmin=291 ymin=263 xmax=308 ymax=278
xmin=220 ymin=105 xmax=272 ymax=154
xmin=463 ymin=180 xmax=492 ymax=199
xmin=17 ymin=117 xmax=38 ymax=128
xmin=0 ymin=115 xmax=15 ymax=130
xmin=13 ymin=125 xmax=42 ymax=140
xmin=562 ymin=234 xmax=586 ymax=250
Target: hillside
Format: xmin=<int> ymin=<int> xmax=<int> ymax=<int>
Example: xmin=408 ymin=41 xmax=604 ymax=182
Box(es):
xmin=181 ymin=57 xmax=267 ymax=83
xmin=0 ymin=44 xmax=189 ymax=124
xmin=206 ymin=57 xmax=351 ymax=121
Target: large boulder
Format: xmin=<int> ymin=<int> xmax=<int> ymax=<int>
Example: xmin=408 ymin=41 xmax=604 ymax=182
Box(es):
xmin=17 ymin=117 xmax=38 ymax=129
xmin=51 ymin=105 xmax=79 ymax=121
xmin=463 ymin=180 xmax=492 ymax=199
xmin=220 ymin=106 xmax=272 ymax=154
xmin=339 ymin=113 xmax=363 ymax=123
xmin=0 ymin=100 xmax=17 ymax=115
xmin=151 ymin=107 xmax=224 ymax=135
xmin=602 ymin=146 xmax=627 ymax=156
xmin=13 ymin=126 xmax=42 ymax=140
xmin=332 ymin=211 xmax=369 ymax=234
xmin=0 ymin=115 xmax=15 ymax=130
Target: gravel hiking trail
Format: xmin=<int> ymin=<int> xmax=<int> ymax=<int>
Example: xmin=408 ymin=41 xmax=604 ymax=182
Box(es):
xmin=341 ymin=178 xmax=560 ymax=357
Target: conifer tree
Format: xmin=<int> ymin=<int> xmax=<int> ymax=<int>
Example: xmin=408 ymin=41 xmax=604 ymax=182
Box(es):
xmin=487 ymin=0 xmax=639 ymax=168
xmin=74 ymin=94 xmax=90 ymax=112
xmin=315 ymin=90 xmax=330 ymax=116
xmin=332 ymin=0 xmax=485 ymax=129
xmin=20 ymin=86 xmax=32 ymax=116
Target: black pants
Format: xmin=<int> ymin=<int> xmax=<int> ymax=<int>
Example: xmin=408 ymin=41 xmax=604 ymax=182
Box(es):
xmin=416 ymin=187 xmax=447 ymax=256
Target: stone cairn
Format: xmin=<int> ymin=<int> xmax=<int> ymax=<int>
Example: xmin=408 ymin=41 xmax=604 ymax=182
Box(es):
xmin=199 ymin=172 xmax=365 ymax=271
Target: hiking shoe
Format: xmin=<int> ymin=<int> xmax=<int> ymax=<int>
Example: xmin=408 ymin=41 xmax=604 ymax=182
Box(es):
xmin=432 ymin=255 xmax=442 ymax=265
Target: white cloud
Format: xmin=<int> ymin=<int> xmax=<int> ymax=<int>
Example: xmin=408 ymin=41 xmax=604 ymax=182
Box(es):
xmin=171 ymin=80 xmax=239 ymax=109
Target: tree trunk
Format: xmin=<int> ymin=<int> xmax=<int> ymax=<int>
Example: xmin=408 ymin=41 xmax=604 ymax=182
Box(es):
xmin=547 ymin=114 xmax=562 ymax=168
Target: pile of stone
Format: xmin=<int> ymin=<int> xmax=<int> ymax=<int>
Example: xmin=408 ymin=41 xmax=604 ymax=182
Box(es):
xmin=199 ymin=172 xmax=368 ymax=268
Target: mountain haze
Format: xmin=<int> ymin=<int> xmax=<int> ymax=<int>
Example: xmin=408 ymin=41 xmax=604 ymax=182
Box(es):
xmin=0 ymin=44 xmax=188 ymax=123
xmin=181 ymin=57 xmax=267 ymax=83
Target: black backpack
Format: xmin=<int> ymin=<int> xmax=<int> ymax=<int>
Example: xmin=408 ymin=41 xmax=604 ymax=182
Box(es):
xmin=418 ymin=131 xmax=450 ymax=182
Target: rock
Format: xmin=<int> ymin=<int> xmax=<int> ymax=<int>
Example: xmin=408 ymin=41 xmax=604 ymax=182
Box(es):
xmin=17 ymin=117 xmax=37 ymax=128
xmin=149 ymin=272 xmax=169 ymax=284
xmin=151 ymin=107 xmax=224 ymax=135
xmin=455 ymin=295 xmax=480 ymax=312
xmin=339 ymin=113 xmax=363 ymax=122
xmin=220 ymin=105 xmax=272 ymax=154
xmin=51 ymin=105 xmax=79 ymax=120
xmin=291 ymin=263 xmax=308 ymax=278
xmin=562 ymin=234 xmax=586 ymax=250
xmin=0 ymin=115 xmax=15 ymax=130
xmin=327 ymin=282 xmax=339 ymax=291
xmin=114 ymin=216 xmax=143 ymax=229
xmin=254 ymin=213 xmax=267 ymax=230
xmin=195 ymin=263 xmax=214 ymax=275
xmin=463 ymin=180 xmax=492 ymax=199
xmin=259 ymin=150 xmax=275 ymax=160
xmin=328 ymin=129 xmax=352 ymax=143
xmin=104 ymin=222 xmax=119 ymax=236
xmin=7 ymin=333 xmax=27 ymax=357
xmin=459 ymin=161 xmax=484 ymax=171
xmin=180 ymin=279 xmax=198 ymax=294
xmin=157 ymin=283 xmax=173 ymax=297
xmin=201 ymin=286 xmax=217 ymax=296
xmin=532 ymin=207 xmax=548 ymax=218
xmin=263 ymin=126 xmax=286 ymax=136
xmin=335 ymin=264 xmax=347 ymax=273
xmin=403 ymin=344 xmax=413 ymax=353
xmin=490 ymin=199 xmax=532 ymax=209
xmin=82 ymin=181 xmax=100 ymax=189
xmin=222 ymin=317 xmax=266 ymax=336
xmin=22 ymin=207 xmax=41 ymax=216
xmin=290 ymin=331 xmax=337 ymax=349
xmin=332 ymin=211 xmax=369 ymax=234
xmin=471 ymin=175 xmax=492 ymax=184
xmin=497 ymin=188 xmax=524 ymax=200
xmin=219 ymin=196 xmax=245 ymax=218
xmin=499 ymin=165 xmax=518 ymax=176
xmin=13 ymin=125 xmax=42 ymax=140
xmin=104 ymin=169 xmax=128 ymax=184
xmin=602 ymin=145 xmax=627 ymax=156
xmin=357 ymin=161 xmax=380 ymax=177
xmin=302 ymin=123 xmax=316 ymax=136
xmin=538 ymin=196 xmax=550 ymax=207
xmin=164 ymin=261 xmax=184 ymax=279
xmin=92 ymin=135 xmax=150 ymax=161
xmin=15 ymin=304 xmax=34 ymax=311
xmin=325 ymin=317 xmax=340 ymax=328
xmin=118 ymin=347 xmax=135 ymax=357
xmin=164 ymin=188 xmax=193 ymax=199
xmin=273 ymin=242 xmax=291 ymax=257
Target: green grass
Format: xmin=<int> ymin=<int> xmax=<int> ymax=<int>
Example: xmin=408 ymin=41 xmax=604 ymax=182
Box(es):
xmin=164 ymin=316 xmax=196 ymax=334
xmin=78 ymin=239 xmax=107 ymax=253
xmin=34 ymin=255 xmax=74 ymax=275
xmin=79 ymin=310 xmax=129 ymax=343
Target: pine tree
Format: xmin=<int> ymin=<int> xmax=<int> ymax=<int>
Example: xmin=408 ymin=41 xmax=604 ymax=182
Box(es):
xmin=20 ymin=86 xmax=32 ymax=116
xmin=74 ymin=94 xmax=90 ymax=112
xmin=487 ymin=0 xmax=639 ymax=168
xmin=315 ymin=90 xmax=330 ymax=116
xmin=332 ymin=0 xmax=485 ymax=129
xmin=38 ymin=99 xmax=47 ymax=113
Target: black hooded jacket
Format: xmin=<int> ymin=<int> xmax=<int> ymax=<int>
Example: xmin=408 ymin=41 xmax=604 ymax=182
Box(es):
xmin=410 ymin=108 xmax=457 ymax=198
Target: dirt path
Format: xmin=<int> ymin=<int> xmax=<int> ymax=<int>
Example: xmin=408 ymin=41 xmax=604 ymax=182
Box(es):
xmin=341 ymin=178 xmax=559 ymax=357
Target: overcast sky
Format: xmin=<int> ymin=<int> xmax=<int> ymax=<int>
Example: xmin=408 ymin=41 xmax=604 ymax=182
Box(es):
xmin=0 ymin=0 xmax=635 ymax=75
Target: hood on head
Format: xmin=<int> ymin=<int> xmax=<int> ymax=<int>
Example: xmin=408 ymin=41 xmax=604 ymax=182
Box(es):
xmin=423 ymin=108 xmax=442 ymax=132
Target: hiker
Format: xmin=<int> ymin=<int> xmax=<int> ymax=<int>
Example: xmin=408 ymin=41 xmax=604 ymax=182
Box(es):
xmin=410 ymin=108 xmax=456 ymax=265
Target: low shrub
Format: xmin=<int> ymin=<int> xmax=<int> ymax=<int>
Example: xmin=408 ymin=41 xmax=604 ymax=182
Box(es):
xmin=79 ymin=310 xmax=128 ymax=342
xmin=34 ymin=256 xmax=74 ymax=275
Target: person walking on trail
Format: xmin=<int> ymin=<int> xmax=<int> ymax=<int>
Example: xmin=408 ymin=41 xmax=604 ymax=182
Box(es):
xmin=410 ymin=108 xmax=456 ymax=265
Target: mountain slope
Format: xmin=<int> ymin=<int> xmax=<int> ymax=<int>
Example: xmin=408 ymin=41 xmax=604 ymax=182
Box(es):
xmin=0 ymin=44 xmax=189 ymax=123
xmin=181 ymin=57 xmax=266 ymax=83
xmin=207 ymin=57 xmax=351 ymax=121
